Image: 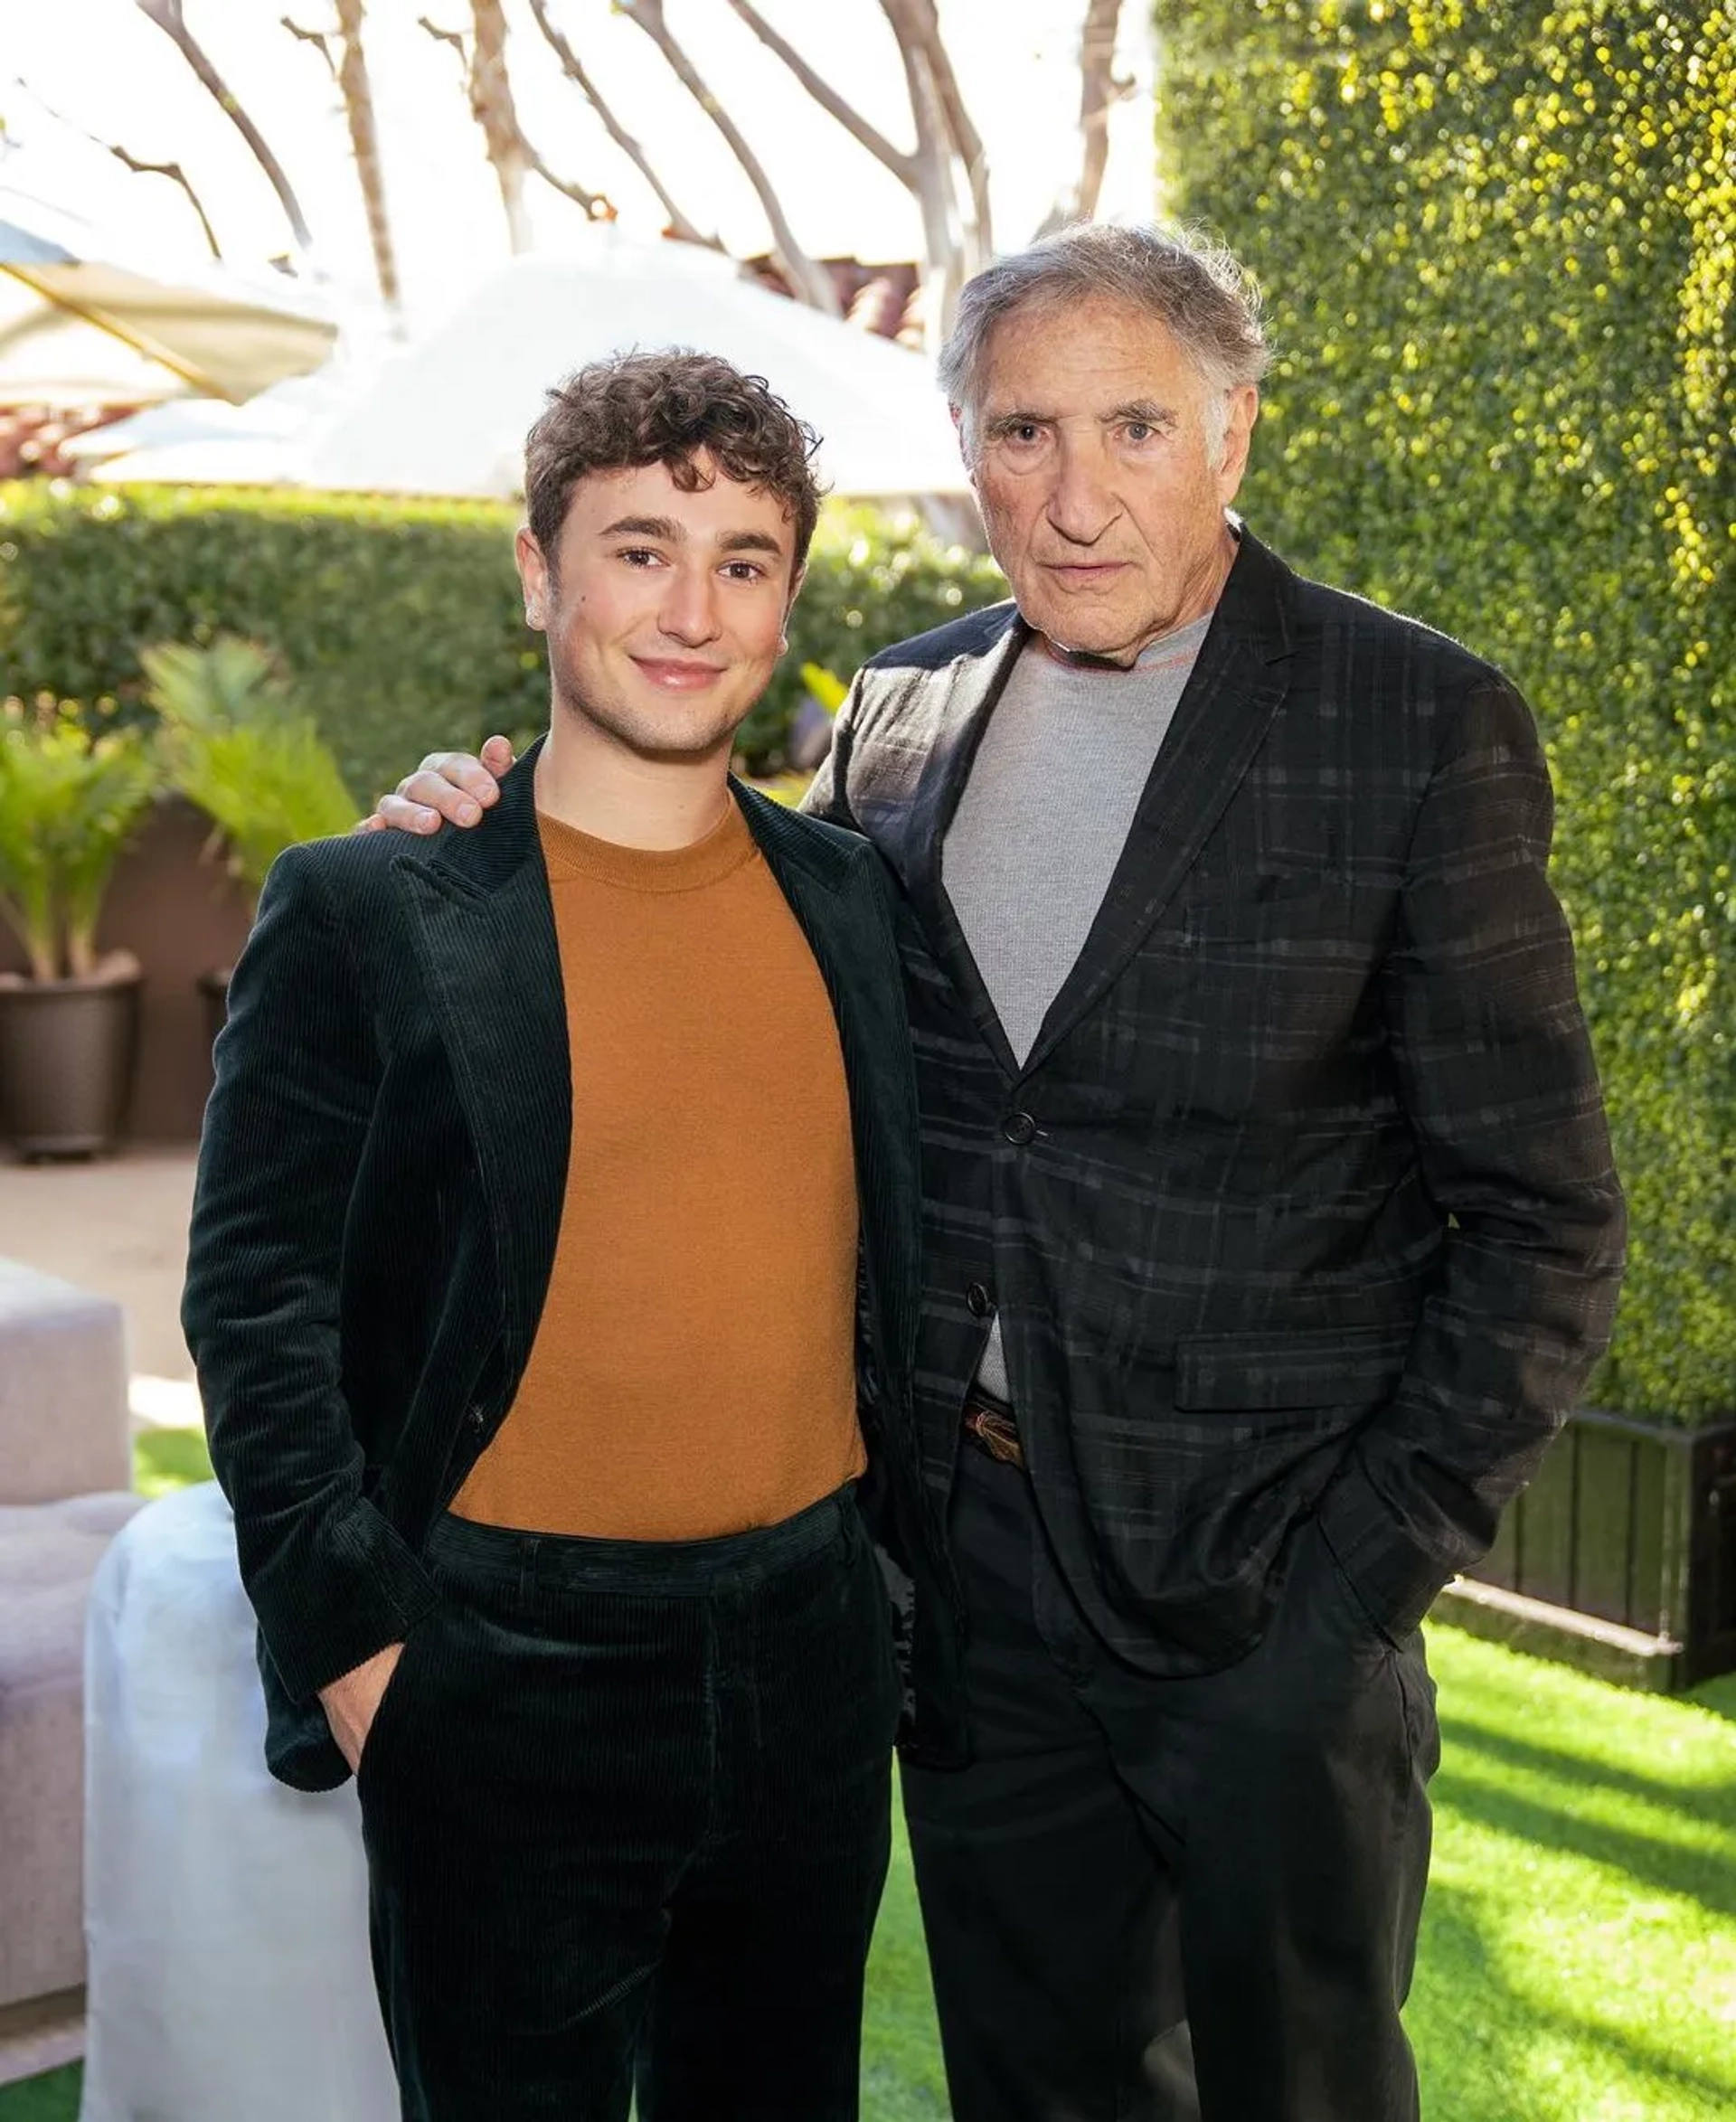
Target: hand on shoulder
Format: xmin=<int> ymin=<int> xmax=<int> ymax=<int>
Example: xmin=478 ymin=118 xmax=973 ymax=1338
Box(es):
xmin=354 ymin=733 xmax=517 ymax=836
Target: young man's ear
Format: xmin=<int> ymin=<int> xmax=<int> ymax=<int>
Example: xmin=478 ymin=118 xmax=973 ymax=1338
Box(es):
xmin=780 ymin=563 xmax=807 ymax=651
xmin=515 ymin=525 xmax=551 ymax=631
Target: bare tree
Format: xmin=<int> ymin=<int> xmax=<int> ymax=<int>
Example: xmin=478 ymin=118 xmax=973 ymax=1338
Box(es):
xmin=420 ymin=5 xmax=615 ymax=252
xmin=12 ymin=77 xmax=224 ymax=258
xmin=722 ymin=0 xmax=988 ymax=336
xmin=286 ymin=4 xmax=401 ymax=313
xmin=524 ymin=0 xmax=716 ymax=249
xmin=615 ymin=0 xmax=839 ymax=315
xmin=135 ymin=0 xmax=317 ymax=262
xmin=465 ymin=0 xmax=532 ymax=252
xmin=448 ymin=3 xmax=1128 ymax=344
xmin=1038 ymin=0 xmax=1129 ymax=232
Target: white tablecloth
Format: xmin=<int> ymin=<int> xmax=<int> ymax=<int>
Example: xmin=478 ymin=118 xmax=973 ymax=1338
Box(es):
xmin=81 ymin=1480 xmax=399 ymax=2121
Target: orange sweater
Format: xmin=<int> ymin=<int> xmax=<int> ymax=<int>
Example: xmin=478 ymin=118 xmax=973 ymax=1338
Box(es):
xmin=452 ymin=798 xmax=863 ymax=1539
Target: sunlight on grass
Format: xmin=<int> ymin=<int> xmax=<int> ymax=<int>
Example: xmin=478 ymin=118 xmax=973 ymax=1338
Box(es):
xmin=1411 ymin=1627 xmax=1736 ymax=2122
xmin=4 ymin=1517 xmax=1732 ymax=2122
xmin=131 ymin=1423 xmax=212 ymax=1497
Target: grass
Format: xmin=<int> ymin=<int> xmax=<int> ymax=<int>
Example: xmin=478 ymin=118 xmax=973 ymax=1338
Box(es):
xmin=5 ymin=1439 xmax=1731 ymax=2119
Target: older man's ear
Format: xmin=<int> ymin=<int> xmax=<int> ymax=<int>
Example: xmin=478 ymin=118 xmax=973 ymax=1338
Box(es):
xmin=355 ymin=732 xmax=517 ymax=835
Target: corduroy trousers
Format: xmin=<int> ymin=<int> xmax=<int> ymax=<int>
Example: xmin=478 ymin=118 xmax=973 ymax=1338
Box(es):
xmin=354 ymin=1485 xmax=901 ymax=2122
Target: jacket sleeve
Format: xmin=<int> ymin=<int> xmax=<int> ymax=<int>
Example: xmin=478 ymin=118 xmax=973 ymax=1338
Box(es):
xmin=798 ymin=669 xmax=864 ymax=830
xmin=1316 ymin=672 xmax=1627 ymax=1634
xmin=182 ymin=844 xmax=440 ymax=1701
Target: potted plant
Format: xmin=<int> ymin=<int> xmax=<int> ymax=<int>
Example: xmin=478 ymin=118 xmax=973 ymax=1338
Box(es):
xmin=144 ymin=638 xmax=358 ymax=1047
xmin=0 ymin=695 xmax=160 ymax=1158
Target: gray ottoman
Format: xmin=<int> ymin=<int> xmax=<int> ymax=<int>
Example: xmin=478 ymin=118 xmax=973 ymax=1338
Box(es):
xmin=0 ymin=1496 xmax=145 ymax=2011
xmin=0 ymin=1259 xmax=145 ymax=2021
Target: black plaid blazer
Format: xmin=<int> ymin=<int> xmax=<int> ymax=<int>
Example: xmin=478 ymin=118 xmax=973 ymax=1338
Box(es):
xmin=805 ymin=525 xmax=1626 ymax=1677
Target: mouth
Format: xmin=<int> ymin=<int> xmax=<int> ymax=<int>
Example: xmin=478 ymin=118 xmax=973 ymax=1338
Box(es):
xmin=630 ymin=656 xmax=729 ymax=691
xmin=1041 ymin=561 xmax=1131 ymax=589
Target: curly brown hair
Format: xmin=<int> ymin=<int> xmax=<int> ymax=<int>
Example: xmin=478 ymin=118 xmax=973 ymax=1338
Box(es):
xmin=523 ymin=349 xmax=824 ymax=572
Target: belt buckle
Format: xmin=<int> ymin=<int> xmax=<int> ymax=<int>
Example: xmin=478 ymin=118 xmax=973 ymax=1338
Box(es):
xmin=964 ymin=1401 xmax=1024 ymax=1467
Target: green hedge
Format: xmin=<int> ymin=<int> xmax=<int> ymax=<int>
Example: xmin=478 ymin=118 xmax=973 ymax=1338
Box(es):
xmin=1155 ymin=0 xmax=1734 ymax=1421
xmin=0 ymin=486 xmax=1004 ymax=798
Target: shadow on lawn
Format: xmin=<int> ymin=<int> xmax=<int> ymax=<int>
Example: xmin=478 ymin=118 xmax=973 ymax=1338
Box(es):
xmin=1442 ymin=1711 xmax=1736 ymax=1810
xmin=1416 ymin=1881 xmax=1736 ymax=2119
xmin=1685 ymin=1671 xmax=1736 ymax=1725
xmin=1436 ymin=1721 xmax=1736 ymax=1920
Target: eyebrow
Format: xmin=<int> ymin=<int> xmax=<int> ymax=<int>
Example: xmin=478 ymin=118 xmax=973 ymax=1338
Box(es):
xmin=985 ymin=399 xmax=1177 ymax=429
xmin=598 ymin=514 xmax=788 ymax=559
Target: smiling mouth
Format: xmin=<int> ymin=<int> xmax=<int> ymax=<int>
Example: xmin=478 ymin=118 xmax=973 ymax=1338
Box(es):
xmin=632 ymin=657 xmax=728 ymax=689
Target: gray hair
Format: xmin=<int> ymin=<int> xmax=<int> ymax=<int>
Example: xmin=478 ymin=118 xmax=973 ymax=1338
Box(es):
xmin=939 ymin=222 xmax=1270 ymax=460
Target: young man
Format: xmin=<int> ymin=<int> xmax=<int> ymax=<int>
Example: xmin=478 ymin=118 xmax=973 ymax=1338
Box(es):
xmin=374 ymin=225 xmax=1624 ymax=2122
xmin=182 ymin=351 xmax=951 ymax=2122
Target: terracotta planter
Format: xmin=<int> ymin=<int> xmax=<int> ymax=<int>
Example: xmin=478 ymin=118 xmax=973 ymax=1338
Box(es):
xmin=0 ymin=967 xmax=144 ymax=1159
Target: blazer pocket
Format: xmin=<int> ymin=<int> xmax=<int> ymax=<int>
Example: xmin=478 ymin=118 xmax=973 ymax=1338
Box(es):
xmin=1182 ymin=867 xmax=1351 ymax=948
xmin=1174 ymin=1323 xmax=1414 ymax=1412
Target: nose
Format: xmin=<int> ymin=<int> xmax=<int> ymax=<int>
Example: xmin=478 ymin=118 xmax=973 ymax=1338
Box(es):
xmin=1044 ymin=433 xmax=1120 ymax=546
xmin=658 ymin=565 xmax=722 ymax=646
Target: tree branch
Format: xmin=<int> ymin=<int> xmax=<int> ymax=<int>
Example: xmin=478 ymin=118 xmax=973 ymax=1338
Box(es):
xmin=525 ymin=0 xmax=713 ymax=245
xmin=464 ymin=0 xmax=532 ymax=251
xmin=332 ymin=0 xmax=401 ymax=313
xmin=1038 ymin=0 xmax=1127 ymax=232
xmin=618 ymin=0 xmax=840 ymax=314
xmin=417 ymin=14 xmax=463 ymax=56
xmin=722 ymin=0 xmax=914 ymax=187
xmin=523 ymin=144 xmax=613 ymax=221
xmin=135 ymin=0 xmax=317 ymax=257
xmin=281 ymin=15 xmax=337 ymax=80
xmin=880 ymin=0 xmax=992 ymax=266
xmin=14 ymin=76 xmax=227 ymax=259
xmin=110 ymin=147 xmax=225 ymax=259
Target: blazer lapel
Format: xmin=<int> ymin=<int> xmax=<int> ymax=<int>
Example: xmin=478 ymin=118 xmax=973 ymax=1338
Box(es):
xmin=1020 ymin=531 xmax=1297 ymax=1078
xmin=857 ymin=609 xmax=1026 ymax=1075
xmin=391 ymin=739 xmax=570 ymax=1384
xmin=739 ymin=786 xmax=922 ymax=1403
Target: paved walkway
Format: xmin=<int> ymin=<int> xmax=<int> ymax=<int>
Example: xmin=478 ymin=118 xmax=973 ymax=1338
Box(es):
xmin=0 ymin=1146 xmax=201 ymax=1426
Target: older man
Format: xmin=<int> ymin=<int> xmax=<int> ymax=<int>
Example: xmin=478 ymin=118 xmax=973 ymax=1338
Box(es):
xmin=373 ymin=224 xmax=1625 ymax=2122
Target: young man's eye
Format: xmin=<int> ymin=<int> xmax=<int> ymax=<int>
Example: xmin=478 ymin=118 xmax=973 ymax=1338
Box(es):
xmin=722 ymin=560 xmax=768 ymax=582
xmin=618 ymin=546 xmax=660 ymax=566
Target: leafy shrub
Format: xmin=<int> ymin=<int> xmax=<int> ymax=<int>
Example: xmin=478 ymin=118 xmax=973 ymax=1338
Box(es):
xmin=0 ymin=486 xmax=1005 ymax=799
xmin=0 ymin=695 xmax=157 ymax=979
xmin=1154 ymin=0 xmax=1734 ymax=1420
xmin=144 ymin=637 xmax=359 ymax=901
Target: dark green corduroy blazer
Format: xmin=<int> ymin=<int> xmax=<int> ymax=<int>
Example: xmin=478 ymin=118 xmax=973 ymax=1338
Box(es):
xmin=183 ymin=741 xmax=961 ymax=1789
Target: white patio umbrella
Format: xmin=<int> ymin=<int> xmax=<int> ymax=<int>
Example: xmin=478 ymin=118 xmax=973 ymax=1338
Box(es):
xmin=299 ymin=235 xmax=969 ymax=501
xmin=61 ymin=369 xmax=348 ymax=486
xmin=0 ymin=186 xmax=336 ymax=409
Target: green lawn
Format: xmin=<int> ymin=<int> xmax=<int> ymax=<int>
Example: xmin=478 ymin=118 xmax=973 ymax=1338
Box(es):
xmin=5 ymin=1442 xmax=1731 ymax=2120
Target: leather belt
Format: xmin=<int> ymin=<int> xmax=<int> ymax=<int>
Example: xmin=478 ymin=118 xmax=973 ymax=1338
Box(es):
xmin=961 ymin=1389 xmax=1024 ymax=1468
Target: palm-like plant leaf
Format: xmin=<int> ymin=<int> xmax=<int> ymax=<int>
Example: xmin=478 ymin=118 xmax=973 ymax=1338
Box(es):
xmin=145 ymin=638 xmax=358 ymax=900
xmin=0 ymin=701 xmax=157 ymax=979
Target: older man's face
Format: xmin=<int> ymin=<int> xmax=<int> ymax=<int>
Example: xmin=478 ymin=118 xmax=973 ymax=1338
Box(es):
xmin=959 ymin=297 xmax=1258 ymax=665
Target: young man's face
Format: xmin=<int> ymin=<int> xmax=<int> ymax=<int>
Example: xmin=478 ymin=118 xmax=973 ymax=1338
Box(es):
xmin=959 ymin=296 xmax=1258 ymax=665
xmin=516 ymin=452 xmax=800 ymax=764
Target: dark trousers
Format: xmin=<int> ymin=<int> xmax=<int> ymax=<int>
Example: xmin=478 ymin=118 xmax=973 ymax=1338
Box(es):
xmin=901 ymin=1445 xmax=1440 ymax=2122
xmin=355 ymin=1485 xmax=900 ymax=2122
